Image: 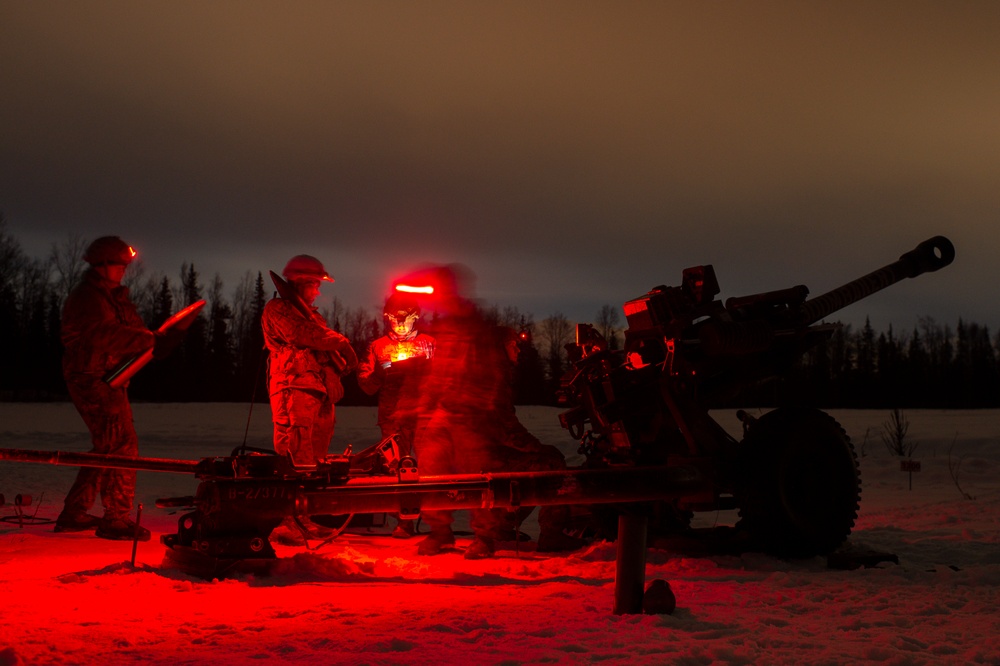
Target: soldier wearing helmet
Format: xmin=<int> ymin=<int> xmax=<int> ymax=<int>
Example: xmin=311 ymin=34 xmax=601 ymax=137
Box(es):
xmin=262 ymin=255 xmax=357 ymax=469
xmin=357 ymin=292 xmax=435 ymax=538
xmin=56 ymin=236 xmax=183 ymax=541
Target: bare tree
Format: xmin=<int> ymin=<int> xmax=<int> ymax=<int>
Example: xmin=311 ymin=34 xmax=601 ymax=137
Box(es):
xmin=595 ymin=304 xmax=621 ymax=348
xmin=129 ymin=269 xmax=168 ymax=324
xmin=343 ymin=305 xmax=375 ymax=348
xmin=13 ymin=256 xmax=51 ymax=322
xmin=538 ymin=313 xmax=573 ymax=381
xmin=482 ymin=304 xmax=532 ymax=330
xmin=48 ymin=233 xmax=88 ymax=303
xmin=947 ymin=433 xmax=974 ymax=500
xmin=0 ymin=213 xmax=24 ymax=296
xmin=539 ymin=313 xmax=573 ymax=354
xmin=322 ymin=296 xmax=345 ymax=332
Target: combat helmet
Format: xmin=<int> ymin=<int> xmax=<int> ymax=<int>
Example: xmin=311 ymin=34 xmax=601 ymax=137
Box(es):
xmin=83 ymin=236 xmax=136 ymax=266
xmin=384 ymin=292 xmax=421 ymax=337
xmin=282 ymin=255 xmax=333 ymax=283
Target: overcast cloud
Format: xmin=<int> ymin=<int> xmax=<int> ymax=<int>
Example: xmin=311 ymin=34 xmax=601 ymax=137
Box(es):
xmin=2 ymin=2 xmax=997 ymax=332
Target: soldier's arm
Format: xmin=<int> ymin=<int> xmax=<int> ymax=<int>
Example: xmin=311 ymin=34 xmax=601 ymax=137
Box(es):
xmin=265 ymin=300 xmax=357 ymax=371
xmin=63 ymin=289 xmax=154 ymax=365
xmin=356 ymin=342 xmax=383 ymax=395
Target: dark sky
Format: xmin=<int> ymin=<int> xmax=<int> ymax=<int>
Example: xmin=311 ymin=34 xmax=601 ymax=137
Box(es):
xmin=2 ymin=2 xmax=996 ymax=333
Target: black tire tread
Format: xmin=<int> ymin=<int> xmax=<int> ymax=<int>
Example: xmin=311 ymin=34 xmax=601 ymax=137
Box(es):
xmin=736 ymin=407 xmax=861 ymax=558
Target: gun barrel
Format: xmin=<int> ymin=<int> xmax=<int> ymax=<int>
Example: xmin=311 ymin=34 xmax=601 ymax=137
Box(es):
xmin=796 ymin=236 xmax=955 ymax=326
xmin=0 ymin=447 xmax=200 ymax=474
xmin=299 ymin=465 xmax=706 ymax=515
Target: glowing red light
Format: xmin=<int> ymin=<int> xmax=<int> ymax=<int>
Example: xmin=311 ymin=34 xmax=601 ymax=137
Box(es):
xmin=623 ymin=301 xmax=647 ymax=316
xmin=395 ymin=284 xmax=434 ymax=294
xmin=129 ymin=246 xmax=137 ymax=258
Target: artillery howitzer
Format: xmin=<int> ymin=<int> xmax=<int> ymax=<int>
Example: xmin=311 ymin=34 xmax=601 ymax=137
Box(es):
xmin=0 ymin=236 xmax=954 ymax=611
xmin=559 ymin=235 xmax=955 ymax=557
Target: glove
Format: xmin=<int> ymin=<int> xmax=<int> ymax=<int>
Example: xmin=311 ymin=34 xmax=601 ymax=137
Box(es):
xmin=337 ymin=342 xmax=359 ymax=373
xmin=153 ymin=327 xmax=186 ymax=359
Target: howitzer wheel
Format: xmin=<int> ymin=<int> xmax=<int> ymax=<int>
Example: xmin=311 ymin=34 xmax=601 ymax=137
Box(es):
xmin=735 ymin=407 xmax=861 ymax=558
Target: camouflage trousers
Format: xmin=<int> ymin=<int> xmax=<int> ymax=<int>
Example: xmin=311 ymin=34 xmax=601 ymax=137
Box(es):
xmin=378 ymin=416 xmax=417 ymax=459
xmin=488 ymin=418 xmax=572 ymax=539
xmin=270 ymin=388 xmax=335 ymax=467
xmin=63 ymin=376 xmax=139 ymax=520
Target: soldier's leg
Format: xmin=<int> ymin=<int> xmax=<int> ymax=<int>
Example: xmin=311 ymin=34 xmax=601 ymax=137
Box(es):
xmin=272 ymin=389 xmax=324 ymax=467
xmin=61 ymin=468 xmax=101 ymax=518
xmin=460 ymin=421 xmax=512 ymax=558
xmin=415 ymin=439 xmax=454 ymax=540
xmin=61 ymin=382 xmax=135 ymax=521
xmin=96 ymin=390 xmax=139 ymax=520
xmin=414 ymin=420 xmax=457 ymax=554
xmin=375 ymin=418 xmax=417 ymax=537
xmin=60 ymin=382 xmax=104 ymax=517
xmin=312 ymin=397 xmax=336 ymax=462
xmin=497 ymin=441 xmax=582 ymax=552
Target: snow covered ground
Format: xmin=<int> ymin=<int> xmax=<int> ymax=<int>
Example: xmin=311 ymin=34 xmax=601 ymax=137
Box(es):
xmin=1 ymin=403 xmax=998 ymax=665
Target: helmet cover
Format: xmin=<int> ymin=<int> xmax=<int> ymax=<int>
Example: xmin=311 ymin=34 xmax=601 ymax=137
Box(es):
xmin=282 ymin=255 xmax=333 ymax=283
xmin=384 ymin=292 xmax=420 ymax=337
xmin=83 ymin=236 xmax=135 ymax=266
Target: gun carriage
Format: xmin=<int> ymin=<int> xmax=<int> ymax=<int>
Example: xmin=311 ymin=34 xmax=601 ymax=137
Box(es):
xmin=559 ymin=235 xmax=954 ymax=557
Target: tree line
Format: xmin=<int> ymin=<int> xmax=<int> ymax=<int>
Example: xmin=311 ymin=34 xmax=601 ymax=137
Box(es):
xmin=1 ymin=218 xmax=997 ymax=407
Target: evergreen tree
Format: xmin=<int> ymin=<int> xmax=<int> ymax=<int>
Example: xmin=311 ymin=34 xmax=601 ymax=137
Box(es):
xmin=238 ymin=272 xmax=269 ymax=402
xmin=876 ymin=325 xmax=905 ymax=406
xmin=205 ymin=274 xmax=237 ymax=399
xmin=153 ymin=277 xmax=173 ymax=327
xmin=176 ymin=263 xmax=208 ymax=399
xmin=903 ymin=327 xmax=931 ymax=407
xmin=513 ymin=332 xmax=548 ymax=404
xmin=1 ymin=223 xmax=999 ymax=406
xmin=0 ymin=217 xmax=24 ymax=394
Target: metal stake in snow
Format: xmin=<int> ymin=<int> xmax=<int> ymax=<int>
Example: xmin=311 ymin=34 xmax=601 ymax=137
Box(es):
xmin=130 ymin=503 xmax=143 ymax=567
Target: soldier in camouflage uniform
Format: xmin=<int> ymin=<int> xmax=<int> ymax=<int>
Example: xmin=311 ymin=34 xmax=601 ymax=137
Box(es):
xmin=358 ymin=292 xmax=435 ymax=537
xmin=487 ymin=327 xmax=582 ymax=553
xmin=409 ymin=268 xmax=582 ymax=559
xmin=56 ymin=236 xmax=180 ymax=541
xmin=262 ymin=255 xmax=357 ymax=468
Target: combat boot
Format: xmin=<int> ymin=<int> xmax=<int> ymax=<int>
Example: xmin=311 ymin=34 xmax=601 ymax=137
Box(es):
xmin=536 ymin=506 xmax=585 ymax=552
xmin=464 ymin=536 xmax=495 ymax=560
xmin=537 ymin=530 xmax=585 ymax=553
xmin=96 ymin=516 xmax=150 ymax=542
xmin=271 ymin=523 xmax=307 ymax=547
xmin=54 ymin=511 xmax=101 ymax=533
xmin=417 ymin=528 xmax=455 ymax=555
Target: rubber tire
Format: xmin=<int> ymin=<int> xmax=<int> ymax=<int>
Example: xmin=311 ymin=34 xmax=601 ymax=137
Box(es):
xmin=736 ymin=407 xmax=861 ymax=558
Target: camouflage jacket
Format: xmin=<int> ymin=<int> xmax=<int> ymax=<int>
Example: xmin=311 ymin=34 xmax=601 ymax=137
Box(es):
xmin=262 ymin=298 xmax=357 ymax=400
xmin=417 ymin=311 xmax=508 ymax=418
xmin=357 ymin=331 xmax=434 ymax=425
xmin=61 ymin=269 xmax=154 ymax=380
